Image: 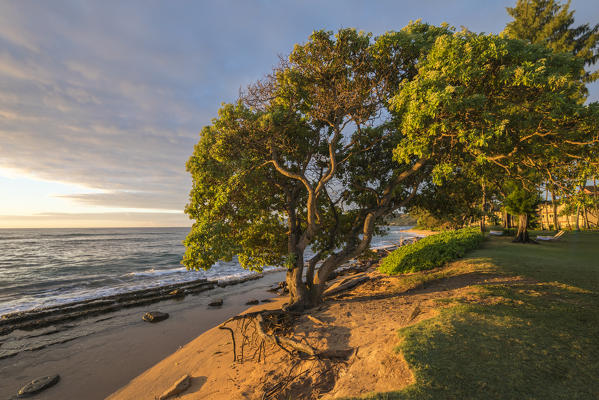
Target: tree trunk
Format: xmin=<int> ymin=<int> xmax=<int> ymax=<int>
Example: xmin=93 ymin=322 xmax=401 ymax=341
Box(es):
xmin=512 ymin=213 xmax=534 ymax=243
xmin=583 ymin=205 xmax=590 ymax=229
xmin=594 ymin=177 xmax=598 ymax=228
xmin=285 ymin=254 xmax=309 ymax=311
xmin=480 ymin=180 xmax=486 ymax=233
xmin=502 ymin=209 xmax=508 ymax=229
xmin=575 ymin=204 xmax=580 ymax=231
xmin=307 ymin=211 xmax=382 ymax=306
xmin=551 ymin=190 xmax=559 ymax=230
xmin=544 ymin=188 xmax=550 ymax=230
xmin=308 ymin=255 xmax=341 ymax=306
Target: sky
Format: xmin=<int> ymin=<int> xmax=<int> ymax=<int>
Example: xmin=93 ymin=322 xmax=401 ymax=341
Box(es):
xmin=0 ymin=0 xmax=598 ymax=228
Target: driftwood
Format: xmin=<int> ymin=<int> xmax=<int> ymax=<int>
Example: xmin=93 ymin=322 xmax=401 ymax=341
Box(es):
xmin=407 ymin=303 xmax=421 ymax=323
xmin=323 ymin=274 xmax=370 ymax=297
xmin=306 ymin=315 xmax=327 ymax=326
xmin=157 ymin=374 xmax=191 ymax=400
xmin=218 ymin=326 xmax=237 ymax=362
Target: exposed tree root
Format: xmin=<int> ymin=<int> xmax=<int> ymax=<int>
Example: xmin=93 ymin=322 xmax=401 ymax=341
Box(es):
xmin=218 ymin=309 xmax=349 ymax=363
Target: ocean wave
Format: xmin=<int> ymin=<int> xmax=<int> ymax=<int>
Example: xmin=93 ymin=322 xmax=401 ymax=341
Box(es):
xmin=124 ymin=267 xmax=191 ymax=277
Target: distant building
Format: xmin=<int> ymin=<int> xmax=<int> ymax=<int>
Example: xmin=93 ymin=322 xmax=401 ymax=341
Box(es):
xmin=538 ymin=186 xmax=598 ymax=229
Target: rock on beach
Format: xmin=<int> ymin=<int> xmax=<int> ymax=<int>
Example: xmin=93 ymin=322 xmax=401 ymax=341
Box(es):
xmin=208 ymin=299 xmax=223 ymax=307
xmin=142 ymin=311 xmax=169 ymax=323
xmin=17 ymin=374 xmax=60 ymax=397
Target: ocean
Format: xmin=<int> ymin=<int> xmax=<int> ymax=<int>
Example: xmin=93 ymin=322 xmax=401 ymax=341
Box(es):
xmin=0 ymin=226 xmax=415 ymax=316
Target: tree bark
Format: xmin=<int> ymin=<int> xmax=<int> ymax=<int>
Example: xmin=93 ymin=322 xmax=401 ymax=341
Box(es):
xmin=575 ymin=203 xmax=580 ymax=231
xmin=551 ymin=190 xmax=559 ymax=230
xmin=594 ymin=177 xmax=598 ymax=228
xmin=512 ymin=213 xmax=534 ymax=243
xmin=480 ymin=180 xmax=486 ymax=233
xmin=544 ymin=188 xmax=550 ymax=230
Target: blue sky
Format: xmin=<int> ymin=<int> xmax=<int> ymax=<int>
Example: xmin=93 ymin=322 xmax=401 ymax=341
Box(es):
xmin=0 ymin=0 xmax=598 ymax=228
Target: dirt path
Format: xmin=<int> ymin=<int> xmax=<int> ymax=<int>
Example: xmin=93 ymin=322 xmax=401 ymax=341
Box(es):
xmin=108 ymin=263 xmax=529 ymax=400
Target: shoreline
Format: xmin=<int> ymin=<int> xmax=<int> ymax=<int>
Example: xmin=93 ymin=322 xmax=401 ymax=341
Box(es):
xmin=1 ymin=227 xmax=424 ymax=339
xmin=0 ymin=270 xmax=287 ymax=400
xmin=0 ymin=227 xmax=424 ymax=399
xmin=0 ymin=271 xmax=273 ymax=341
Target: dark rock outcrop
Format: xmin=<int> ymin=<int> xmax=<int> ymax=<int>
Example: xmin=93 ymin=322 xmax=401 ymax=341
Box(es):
xmin=142 ymin=311 xmax=169 ymax=323
xmin=208 ymin=299 xmax=223 ymax=307
xmin=0 ymin=279 xmax=214 ymax=336
xmin=17 ymin=374 xmax=60 ymax=397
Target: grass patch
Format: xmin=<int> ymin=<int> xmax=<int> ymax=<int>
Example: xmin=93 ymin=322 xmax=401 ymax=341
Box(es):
xmin=346 ymin=231 xmax=599 ymax=399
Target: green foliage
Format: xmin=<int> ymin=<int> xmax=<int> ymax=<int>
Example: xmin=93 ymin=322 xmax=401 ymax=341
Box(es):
xmin=409 ymin=166 xmax=488 ymax=230
xmin=504 ymin=0 xmax=599 ymax=81
xmin=390 ymin=31 xmax=589 ymax=171
xmin=183 ymin=18 xmax=598 ymax=287
xmin=504 ymin=186 xmax=541 ymax=216
xmin=183 ymin=102 xmax=297 ymax=272
xmin=409 ymin=207 xmax=450 ymax=230
xmin=378 ymin=228 xmax=484 ymax=275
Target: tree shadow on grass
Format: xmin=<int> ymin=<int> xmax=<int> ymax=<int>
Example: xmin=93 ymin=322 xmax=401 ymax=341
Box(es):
xmin=333 ymin=271 xmax=524 ymax=306
xmin=355 ymin=281 xmax=599 ymax=400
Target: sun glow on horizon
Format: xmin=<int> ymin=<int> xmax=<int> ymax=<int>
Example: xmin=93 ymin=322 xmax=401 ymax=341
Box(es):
xmin=0 ymin=167 xmax=187 ymax=228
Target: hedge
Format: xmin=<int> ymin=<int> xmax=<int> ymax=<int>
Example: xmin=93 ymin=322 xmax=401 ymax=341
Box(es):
xmin=378 ymin=228 xmax=484 ymax=275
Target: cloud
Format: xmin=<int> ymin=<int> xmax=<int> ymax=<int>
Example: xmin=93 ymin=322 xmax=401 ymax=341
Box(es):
xmin=59 ymin=191 xmax=185 ymax=211
xmin=0 ymin=0 xmax=597 ymax=225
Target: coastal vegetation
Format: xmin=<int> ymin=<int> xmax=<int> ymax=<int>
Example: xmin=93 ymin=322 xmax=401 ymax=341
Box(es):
xmin=184 ymin=0 xmax=597 ymax=310
xmin=378 ymin=228 xmax=483 ymax=275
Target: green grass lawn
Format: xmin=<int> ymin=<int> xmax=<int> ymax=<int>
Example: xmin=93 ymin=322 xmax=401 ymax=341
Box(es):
xmin=353 ymin=231 xmax=599 ymax=399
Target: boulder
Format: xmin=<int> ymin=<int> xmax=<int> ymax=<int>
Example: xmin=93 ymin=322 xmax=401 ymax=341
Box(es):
xmin=245 ymin=299 xmax=259 ymax=305
xmin=142 ymin=311 xmax=169 ymax=323
xmin=208 ymin=299 xmax=223 ymax=307
xmin=158 ymin=374 xmax=191 ymax=400
xmin=17 ymin=374 xmax=60 ymax=397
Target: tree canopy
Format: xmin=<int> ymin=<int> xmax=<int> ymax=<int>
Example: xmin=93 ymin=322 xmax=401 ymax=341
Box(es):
xmin=504 ymin=0 xmax=599 ymax=81
xmin=184 ymin=17 xmax=598 ymax=308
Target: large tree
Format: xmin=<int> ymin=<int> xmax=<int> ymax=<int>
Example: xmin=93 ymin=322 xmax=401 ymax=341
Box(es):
xmin=389 ymin=31 xmax=597 ymax=242
xmin=184 ymin=23 xmax=451 ymax=310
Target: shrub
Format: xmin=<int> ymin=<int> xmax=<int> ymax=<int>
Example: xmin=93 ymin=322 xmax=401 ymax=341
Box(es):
xmin=378 ymin=228 xmax=484 ymax=275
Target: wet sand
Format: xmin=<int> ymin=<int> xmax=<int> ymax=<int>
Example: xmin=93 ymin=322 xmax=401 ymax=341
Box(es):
xmin=0 ymin=270 xmax=286 ymax=400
